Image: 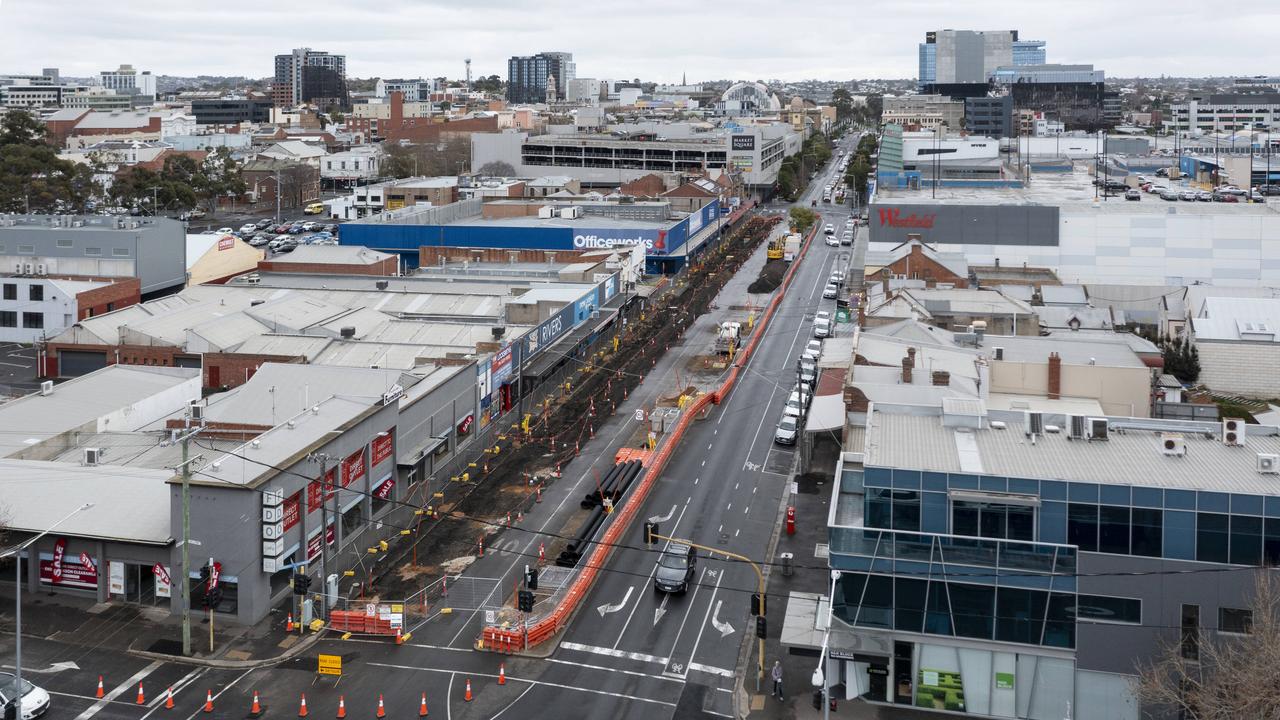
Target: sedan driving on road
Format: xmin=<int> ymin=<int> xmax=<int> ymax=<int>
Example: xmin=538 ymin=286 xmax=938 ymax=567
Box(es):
xmin=823 ymin=224 xmax=834 ymax=235
xmin=654 ymin=543 xmax=696 ymax=594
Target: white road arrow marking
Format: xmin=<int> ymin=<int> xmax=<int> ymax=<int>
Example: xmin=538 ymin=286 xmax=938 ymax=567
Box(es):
xmin=3 ymin=661 xmax=79 ymax=674
xmin=654 ymin=592 xmax=670 ymax=625
xmin=710 ymin=601 xmax=735 ymax=638
xmin=597 ymin=586 xmax=634 ymax=617
xmin=649 ymin=504 xmax=678 ymax=524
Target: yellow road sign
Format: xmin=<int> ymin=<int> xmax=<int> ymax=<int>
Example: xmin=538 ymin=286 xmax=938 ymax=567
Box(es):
xmin=318 ymin=654 xmax=342 ymax=676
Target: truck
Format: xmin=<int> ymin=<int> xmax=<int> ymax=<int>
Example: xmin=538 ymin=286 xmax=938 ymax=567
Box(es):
xmin=783 ymin=233 xmax=801 ymax=262
xmin=714 ymin=321 xmax=741 ymax=355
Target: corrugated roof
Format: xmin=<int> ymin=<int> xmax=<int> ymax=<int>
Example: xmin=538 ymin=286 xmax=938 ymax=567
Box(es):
xmin=866 ymin=407 xmax=1280 ymax=495
xmin=0 ymin=459 xmax=172 ymax=544
xmin=201 ymin=363 xmax=407 ymax=426
xmin=1039 ymin=285 xmax=1088 ymax=306
xmin=984 ymin=334 xmax=1146 ymax=368
xmin=275 ymin=245 xmax=394 ymax=265
xmin=1193 ymin=297 xmax=1280 ymax=342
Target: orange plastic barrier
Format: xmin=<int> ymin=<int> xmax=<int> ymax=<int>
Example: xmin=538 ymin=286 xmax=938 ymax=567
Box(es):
xmin=614 ymin=447 xmax=654 ymax=465
xmin=477 ymin=215 xmax=820 ymax=653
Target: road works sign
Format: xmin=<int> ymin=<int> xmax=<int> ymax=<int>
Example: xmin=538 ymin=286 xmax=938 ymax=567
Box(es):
xmin=317 ymin=654 xmax=342 ymax=676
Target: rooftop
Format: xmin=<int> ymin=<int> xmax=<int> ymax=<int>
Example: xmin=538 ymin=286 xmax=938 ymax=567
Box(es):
xmin=0 ymin=459 xmax=173 ymax=544
xmin=865 ymin=404 xmax=1280 ymax=495
xmin=983 ymin=334 xmax=1148 ymax=368
xmin=1193 ymin=297 xmax=1280 ymax=343
xmin=269 ymin=245 xmax=394 ymax=266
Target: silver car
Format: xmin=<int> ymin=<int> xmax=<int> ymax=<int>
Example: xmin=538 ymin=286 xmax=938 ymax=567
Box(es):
xmin=775 ymin=416 xmax=798 ymax=445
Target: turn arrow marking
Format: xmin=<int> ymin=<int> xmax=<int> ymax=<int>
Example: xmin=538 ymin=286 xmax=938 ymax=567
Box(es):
xmin=649 ymin=504 xmax=678 ymax=524
xmin=3 ymin=660 xmax=80 ymax=674
xmin=710 ymin=600 xmax=735 ymax=638
xmin=597 ymin=586 xmax=634 ymax=617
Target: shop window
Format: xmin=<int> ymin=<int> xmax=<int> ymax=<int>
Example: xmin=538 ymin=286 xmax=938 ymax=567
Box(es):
xmin=1218 ymin=607 xmax=1252 ymax=634
xmin=1076 ymin=594 xmax=1141 ymax=624
xmin=1067 ymin=504 xmax=1098 ymax=551
xmin=342 ymin=502 xmax=364 ymax=539
xmin=1130 ymin=508 xmax=1162 ymax=557
xmin=1196 ymin=513 xmax=1229 ymax=564
xmin=189 ymin=576 xmax=238 ymax=615
xmin=1229 ymin=515 xmax=1262 ymax=566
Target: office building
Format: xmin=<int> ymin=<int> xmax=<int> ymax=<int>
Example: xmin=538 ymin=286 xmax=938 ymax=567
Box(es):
xmin=1169 ymin=94 xmax=1280 ymax=134
xmin=814 ymin=400 xmax=1280 ymax=718
xmin=507 ymin=52 xmax=574 ymax=104
xmin=992 ymin=64 xmax=1112 ymax=131
xmin=273 ymin=48 xmax=348 ymax=108
xmin=919 ymin=30 xmax=1028 ymax=87
xmin=964 ymin=96 xmax=1014 ymax=137
xmin=375 ymin=78 xmax=437 ymax=103
xmin=191 ymin=97 xmax=274 ymax=125
xmin=96 ymin=64 xmax=156 ymax=102
xmin=1012 ymin=39 xmax=1047 ymax=66
xmin=882 ymin=95 xmax=965 ymax=131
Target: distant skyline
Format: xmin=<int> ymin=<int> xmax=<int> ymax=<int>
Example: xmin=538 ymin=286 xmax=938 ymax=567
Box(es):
xmin=1 ymin=0 xmax=1277 ymax=83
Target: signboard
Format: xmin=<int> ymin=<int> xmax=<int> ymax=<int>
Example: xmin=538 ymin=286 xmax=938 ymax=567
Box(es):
xmin=731 ymin=135 xmax=756 ymax=151
xmin=307 ymin=524 xmax=335 ymax=561
xmin=217 ymin=235 xmax=235 ymax=251
xmin=372 ymin=432 xmax=394 ymax=466
xmin=79 ymin=552 xmax=96 ymax=573
xmin=153 ymin=564 xmax=172 ymax=598
xmin=381 ymin=384 xmax=403 ymax=405
xmin=342 ymin=449 xmax=366 ymax=487
xmin=373 ymin=476 xmax=395 ymax=501
xmin=109 ymin=561 xmax=125 ymax=595
xmin=318 ymin=654 xmax=342 ymax=676
xmin=379 ymin=603 xmax=405 ymax=629
xmin=209 ymin=561 xmax=222 ymax=590
xmin=995 ymin=672 xmax=1015 ymax=690
xmin=457 ymin=414 xmax=474 ymax=436
xmin=490 ymin=346 xmax=514 ymax=387
xmin=39 ymin=552 xmax=97 ymax=590
xmin=283 ymin=491 xmax=301 ymax=532
xmin=50 ymin=538 xmax=67 ymax=584
xmin=307 ymin=479 xmax=325 ymax=513
xmin=731 ymin=156 xmax=754 ymax=173
xmin=867 ymin=202 xmax=1060 ymax=249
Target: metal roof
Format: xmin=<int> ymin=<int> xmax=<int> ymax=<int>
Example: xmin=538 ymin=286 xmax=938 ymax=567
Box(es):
xmin=1039 ymin=285 xmax=1088 ymax=306
xmin=983 ymin=334 xmax=1146 ymax=368
xmin=0 ymin=366 xmax=200 ymax=458
xmin=200 ymin=363 xmax=407 ymax=427
xmin=865 ymin=405 xmax=1280 ymax=495
xmin=274 ymin=245 xmax=394 ymax=265
xmin=0 ymin=459 xmax=173 ymax=544
xmin=1192 ymin=297 xmax=1280 ymax=342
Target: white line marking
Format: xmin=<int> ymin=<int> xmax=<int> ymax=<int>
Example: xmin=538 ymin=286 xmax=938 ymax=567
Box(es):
xmin=367 ymin=662 xmax=678 ymax=708
xmin=707 ymin=443 xmax=712 ymax=450
xmin=688 ymin=663 xmax=736 ymax=679
xmin=562 ymin=641 xmax=669 ymax=665
xmin=546 ymin=657 xmax=683 ymax=682
xmin=735 ymin=529 xmax=740 ymax=538
xmin=664 ymin=568 xmax=708 ymax=673
xmin=140 ymin=668 xmax=203 ymax=716
xmin=726 ymin=503 xmax=732 ymax=511
xmin=179 ymin=667 xmax=253 ymax=720
xmin=743 ymin=505 xmax=749 ymax=514
xmin=445 ymin=672 xmax=453 ymax=720
xmin=74 ymin=661 xmax=162 ymax=720
xmin=613 ymin=501 xmax=688 ymax=649
xmin=487 ymin=684 xmax=536 ymax=720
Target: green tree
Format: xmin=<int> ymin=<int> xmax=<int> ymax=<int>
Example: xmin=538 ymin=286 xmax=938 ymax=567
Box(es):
xmin=0 ymin=110 xmax=100 ymax=213
xmin=831 ymin=88 xmax=854 ymax=122
xmin=788 ymin=207 xmax=818 ymax=233
xmin=0 ymin=109 xmax=48 ymax=146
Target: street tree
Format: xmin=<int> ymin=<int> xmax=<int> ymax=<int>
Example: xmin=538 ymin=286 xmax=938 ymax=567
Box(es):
xmin=789 ymin=207 xmax=818 ymax=233
xmin=478 ymin=161 xmax=516 ymax=177
xmin=1136 ymin=571 xmax=1280 ymax=720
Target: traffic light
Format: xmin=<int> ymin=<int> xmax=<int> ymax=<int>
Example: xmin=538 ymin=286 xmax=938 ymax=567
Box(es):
xmin=199 ymin=564 xmax=211 ymax=588
xmin=756 ymin=616 xmax=767 ymax=639
xmin=517 ymin=589 xmax=535 ymax=613
xmin=751 ymin=592 xmax=766 ymax=617
xmin=643 ymin=521 xmax=659 ymax=545
xmin=525 ymin=567 xmax=539 ymax=591
xmin=207 ymin=587 xmax=223 ymax=609
xmin=293 ymin=573 xmax=311 ymax=595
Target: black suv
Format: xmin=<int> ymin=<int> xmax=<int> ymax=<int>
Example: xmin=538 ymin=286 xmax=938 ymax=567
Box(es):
xmin=654 ymin=543 xmax=696 ymax=594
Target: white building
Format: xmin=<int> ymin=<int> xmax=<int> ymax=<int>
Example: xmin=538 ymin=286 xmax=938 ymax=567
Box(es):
xmin=375 ymin=78 xmax=437 ymax=102
xmin=321 ymin=146 xmax=384 ymax=183
xmin=1191 ymin=296 xmax=1280 ymax=398
xmin=1 ymin=277 xmax=116 ymax=343
xmin=259 ymin=140 xmax=328 ymax=168
xmin=96 ymin=64 xmax=156 ymax=101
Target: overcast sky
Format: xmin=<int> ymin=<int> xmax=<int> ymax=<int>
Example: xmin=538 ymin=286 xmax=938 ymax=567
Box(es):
xmin=2 ymin=0 xmax=1277 ymax=82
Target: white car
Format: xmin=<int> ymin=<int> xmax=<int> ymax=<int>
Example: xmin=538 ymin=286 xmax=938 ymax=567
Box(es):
xmin=0 ymin=672 xmax=51 ymax=720
xmin=238 ymin=223 xmax=257 ymax=234
xmin=823 ymin=224 xmax=835 ymax=235
xmin=783 ymin=397 xmax=804 ymax=418
xmin=774 ymin=416 xmax=798 ymax=445
xmin=216 ymin=227 xmax=233 ymax=234
xmin=823 ymin=283 xmax=838 ymax=299
xmin=825 ymin=235 xmax=840 ymax=247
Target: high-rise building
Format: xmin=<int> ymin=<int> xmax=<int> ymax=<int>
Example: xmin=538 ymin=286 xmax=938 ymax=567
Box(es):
xmin=919 ymin=31 xmax=1046 ymax=88
xmin=507 ymin=52 xmax=575 ymax=104
xmin=992 ymin=64 xmax=1113 ymax=131
xmin=273 ymin=48 xmax=347 ymax=108
xmin=96 ymin=64 xmax=156 ymax=101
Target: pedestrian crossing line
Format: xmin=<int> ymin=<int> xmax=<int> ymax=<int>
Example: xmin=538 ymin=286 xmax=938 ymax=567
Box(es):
xmin=559 ymin=641 xmax=667 ymax=666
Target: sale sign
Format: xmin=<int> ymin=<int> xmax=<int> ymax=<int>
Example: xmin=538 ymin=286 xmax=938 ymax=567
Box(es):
xmin=372 ymin=432 xmax=394 ymax=466
xmin=50 ymin=538 xmax=67 ymax=584
xmin=342 ymin=448 xmax=366 ymax=488
xmin=373 ymin=476 xmax=394 ymax=500
xmin=307 ymin=524 xmax=335 ymax=561
xmin=39 ymin=552 xmax=97 ymax=590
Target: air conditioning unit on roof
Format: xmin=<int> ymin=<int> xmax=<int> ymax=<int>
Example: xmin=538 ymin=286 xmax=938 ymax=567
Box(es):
xmin=1223 ymin=418 xmax=1245 ymax=446
xmin=1088 ymin=417 xmax=1109 ymax=441
xmin=1160 ymin=432 xmax=1186 ymax=457
xmin=1258 ymin=453 xmax=1279 ymax=474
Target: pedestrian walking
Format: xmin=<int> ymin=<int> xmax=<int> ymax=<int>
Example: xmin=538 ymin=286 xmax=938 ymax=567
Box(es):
xmin=771 ymin=660 xmax=785 ymax=700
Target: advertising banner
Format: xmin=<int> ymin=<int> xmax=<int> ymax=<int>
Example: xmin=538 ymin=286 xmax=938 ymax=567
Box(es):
xmin=372 ymin=432 xmax=394 ymax=466
xmin=153 ymin=564 xmax=172 ymax=598
xmin=491 ymin=346 xmax=513 ymax=386
xmin=283 ymin=491 xmax=301 ymax=532
xmin=868 ymin=203 xmax=1060 ymax=248
xmin=342 ymin=448 xmax=366 ymax=487
xmin=40 ymin=551 xmax=97 ymax=590
xmin=373 ymin=475 xmax=395 ymax=500
xmin=306 ymin=524 xmax=335 ymax=561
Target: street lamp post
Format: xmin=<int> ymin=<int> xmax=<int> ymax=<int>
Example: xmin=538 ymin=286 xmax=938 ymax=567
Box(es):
xmin=2 ymin=502 xmax=93 ymax=702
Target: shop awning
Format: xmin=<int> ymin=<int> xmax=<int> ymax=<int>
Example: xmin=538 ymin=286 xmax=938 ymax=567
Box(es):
xmin=805 ymin=394 xmax=846 ymax=433
xmin=396 ymin=433 xmax=449 ymax=465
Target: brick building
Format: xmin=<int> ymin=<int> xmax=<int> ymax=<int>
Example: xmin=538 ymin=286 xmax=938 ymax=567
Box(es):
xmin=865 ymin=237 xmax=970 ymax=288
xmin=242 ymin=159 xmax=321 ymax=211
xmin=257 ymin=246 xmax=398 ymax=277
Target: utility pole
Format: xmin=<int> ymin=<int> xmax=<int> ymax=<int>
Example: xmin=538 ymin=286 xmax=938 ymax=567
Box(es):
xmin=307 ymin=452 xmax=334 ymax=617
xmin=174 ymin=412 xmax=203 ymax=657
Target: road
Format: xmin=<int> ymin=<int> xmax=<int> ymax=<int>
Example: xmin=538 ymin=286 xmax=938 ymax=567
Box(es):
xmin=0 ymin=134 xmax=864 ymax=720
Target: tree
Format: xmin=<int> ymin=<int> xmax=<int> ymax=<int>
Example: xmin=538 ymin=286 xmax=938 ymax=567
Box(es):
xmin=0 ymin=109 xmax=101 ymax=213
xmin=477 ymin=161 xmax=516 ymax=177
xmin=0 ymin=109 xmax=48 ymax=146
xmin=1162 ymin=339 xmax=1200 ymax=383
xmin=472 ymin=75 xmax=503 ymax=94
xmin=1137 ymin=571 xmax=1280 ymax=720
xmin=789 ymin=207 xmax=818 ymax=233
xmin=381 ymin=138 xmax=471 ymax=179
xmin=831 ymin=88 xmax=854 ymax=123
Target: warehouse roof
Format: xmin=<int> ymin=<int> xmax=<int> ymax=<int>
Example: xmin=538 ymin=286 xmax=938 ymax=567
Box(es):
xmin=982 ymin=334 xmax=1147 ymax=368
xmin=271 ymin=245 xmax=394 ymax=266
xmin=0 ymin=365 xmax=200 ymax=458
xmin=865 ymin=404 xmax=1280 ymax=495
xmin=0 ymin=459 xmax=173 ymax=544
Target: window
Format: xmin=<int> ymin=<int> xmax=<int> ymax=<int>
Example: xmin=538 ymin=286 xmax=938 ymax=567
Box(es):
xmin=112 ymin=248 xmax=130 ymax=257
xmin=1068 ymin=503 xmax=1099 ymax=551
xmin=22 ymin=313 xmax=43 ymax=329
xmin=2 ymin=283 xmax=15 ymax=300
xmin=1131 ymin=508 xmax=1163 ymax=557
xmin=894 ymin=577 xmax=927 ymax=633
xmin=1044 ymin=593 xmax=1076 ymax=649
xmin=1181 ymin=604 xmax=1200 ymax=660
xmin=951 ymin=500 xmax=1034 ymax=541
xmin=85 ymin=247 xmax=101 ymax=256
xmin=56 ymin=237 xmax=73 ymax=248
xmin=1076 ymin=594 xmax=1141 ymax=624
xmin=892 ymin=491 xmax=920 ymax=531
xmin=996 ymin=587 xmax=1047 ymax=645
xmin=1219 ymin=607 xmax=1252 ymax=634
xmin=106 ymin=302 xmax=114 ymax=312
xmin=949 ymin=583 xmax=995 ymax=640
xmin=28 ymin=284 xmax=43 ymax=302
xmin=1099 ymin=505 xmax=1130 ymax=554
xmin=1229 ymin=515 xmax=1262 ymax=566
xmin=17 ymin=244 xmax=33 ymax=254
xmin=0 ymin=311 xmax=15 ymax=327
xmin=1197 ymin=513 xmax=1230 ymax=563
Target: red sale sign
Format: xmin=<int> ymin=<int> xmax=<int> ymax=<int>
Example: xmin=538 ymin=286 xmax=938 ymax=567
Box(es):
xmin=152 ymin=563 xmax=171 ymax=586
xmin=283 ymin=490 xmax=301 ymax=531
xmin=50 ymin=538 xmax=67 ymax=584
xmin=79 ymin=552 xmax=96 ymax=573
xmin=342 ymin=448 xmax=365 ymax=487
xmin=372 ymin=432 xmax=394 ymax=466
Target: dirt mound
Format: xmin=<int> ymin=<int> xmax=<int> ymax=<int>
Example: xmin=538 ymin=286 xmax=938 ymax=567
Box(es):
xmin=748 ymin=259 xmax=788 ymax=294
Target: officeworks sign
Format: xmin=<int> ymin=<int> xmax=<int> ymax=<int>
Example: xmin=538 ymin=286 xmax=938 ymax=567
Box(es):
xmin=573 ymin=229 xmax=673 ymax=255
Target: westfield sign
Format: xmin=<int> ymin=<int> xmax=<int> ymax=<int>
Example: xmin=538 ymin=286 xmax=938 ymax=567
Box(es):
xmin=878 ymin=208 xmax=937 ymax=229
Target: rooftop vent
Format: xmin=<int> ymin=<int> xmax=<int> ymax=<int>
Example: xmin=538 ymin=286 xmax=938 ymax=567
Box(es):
xmin=340 ymin=326 xmax=356 ymax=339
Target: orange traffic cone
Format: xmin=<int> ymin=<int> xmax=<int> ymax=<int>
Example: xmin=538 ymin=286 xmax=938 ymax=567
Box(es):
xmin=203 ymin=690 xmax=214 ymax=713
xmin=335 ymin=695 xmax=345 ymax=719
xmin=298 ymin=692 xmax=309 ymax=717
xmin=464 ymin=678 xmax=473 ymax=702
xmin=96 ymin=676 xmax=105 ymax=699
xmin=498 ymin=663 xmax=506 ymax=685
xmin=375 ymin=694 xmax=386 ymax=718
xmin=418 ymin=692 xmax=428 ymax=717
xmin=250 ymin=691 xmax=262 ymax=717
xmin=287 ymin=612 xmax=294 ymax=632
xmin=395 ymin=627 xmax=403 ymax=645
xmin=164 ymin=687 xmax=175 ymax=709
xmin=136 ymin=682 xmax=146 ymax=705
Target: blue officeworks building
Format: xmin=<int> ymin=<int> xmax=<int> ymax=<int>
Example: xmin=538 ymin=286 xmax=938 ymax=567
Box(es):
xmin=339 ymin=197 xmax=723 ymax=275
xmin=812 ymin=400 xmax=1280 ymax=720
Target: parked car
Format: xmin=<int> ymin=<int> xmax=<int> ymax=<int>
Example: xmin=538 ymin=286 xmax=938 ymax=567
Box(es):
xmin=1196 ymin=191 xmax=1213 ymax=202
xmin=653 ymin=543 xmax=696 ymax=593
xmin=248 ymin=233 xmax=271 ymax=247
xmin=1216 ymin=185 xmax=1246 ymax=196
xmin=215 ymin=227 xmax=233 ymax=234
xmin=188 ymin=208 xmax=206 ymax=219
xmin=774 ymin=416 xmax=798 ymax=445
xmin=274 ymin=223 xmax=292 ymax=234
xmin=303 ymin=221 xmax=322 ymax=232
xmin=313 ymin=238 xmax=339 ymax=246
xmin=322 ymin=223 xmax=339 ymax=233
xmin=288 ymin=223 xmax=306 ymax=234
xmin=304 ymin=202 xmax=325 ymax=215
xmin=783 ymin=397 xmax=805 ymax=418
xmin=830 ymin=271 xmax=844 ymax=286
xmin=1158 ymin=188 xmax=1180 ymax=201
xmin=238 ymin=223 xmax=257 ymax=234
xmin=1155 ymin=167 xmax=1169 ymax=177
xmin=1212 ymin=192 xmax=1240 ymax=203
xmin=802 ymin=339 xmax=823 ymax=362
xmin=1258 ymin=184 xmax=1280 ymax=196
xmin=255 ymin=218 xmax=274 ymax=230
xmin=822 ymin=283 xmax=838 ymax=299
xmin=1179 ymin=190 xmax=1198 ymax=202
xmin=0 ymin=671 xmax=51 ymax=720
xmin=1124 ymin=189 xmax=1141 ymax=201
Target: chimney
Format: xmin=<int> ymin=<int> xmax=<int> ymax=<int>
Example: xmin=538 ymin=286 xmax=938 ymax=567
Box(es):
xmin=1047 ymin=352 xmax=1062 ymax=400
xmin=857 ymin=301 xmax=866 ymax=327
xmin=390 ymin=90 xmax=404 ymax=131
xmin=932 ymin=370 xmax=950 ymax=386
xmin=902 ymin=357 xmax=913 ymax=384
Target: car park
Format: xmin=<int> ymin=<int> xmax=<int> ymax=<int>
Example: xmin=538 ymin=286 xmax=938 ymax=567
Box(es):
xmin=774 ymin=416 xmax=798 ymax=445
xmin=653 ymin=543 xmax=696 ymax=593
xmin=0 ymin=671 xmax=51 ymax=720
